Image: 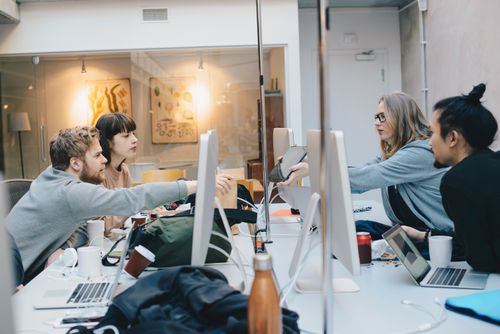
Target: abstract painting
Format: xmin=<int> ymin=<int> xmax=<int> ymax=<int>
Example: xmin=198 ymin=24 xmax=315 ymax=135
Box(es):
xmin=150 ymin=77 xmax=198 ymax=143
xmin=86 ymin=79 xmax=132 ymax=125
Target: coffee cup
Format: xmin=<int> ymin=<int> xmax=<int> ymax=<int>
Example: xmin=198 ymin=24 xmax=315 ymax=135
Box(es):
xmin=77 ymin=246 xmax=102 ymax=278
xmin=131 ymin=214 xmax=147 ymax=227
xmin=86 ymin=219 xmax=105 ymax=248
xmin=124 ymin=245 xmax=155 ymax=278
xmin=428 ymin=235 xmax=452 ymax=268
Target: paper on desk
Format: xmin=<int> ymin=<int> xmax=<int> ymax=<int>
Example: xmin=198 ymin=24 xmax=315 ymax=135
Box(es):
xmin=271 ymin=209 xmax=298 ymax=216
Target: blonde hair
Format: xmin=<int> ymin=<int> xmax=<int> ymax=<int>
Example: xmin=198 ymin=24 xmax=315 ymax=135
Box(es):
xmin=50 ymin=126 xmax=100 ymax=170
xmin=379 ymin=92 xmax=431 ymax=159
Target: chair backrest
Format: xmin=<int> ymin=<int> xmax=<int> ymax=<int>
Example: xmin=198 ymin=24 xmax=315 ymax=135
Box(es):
xmin=141 ymin=169 xmax=186 ymax=183
xmin=236 ymin=179 xmax=254 ymax=201
xmin=219 ymin=167 xmax=245 ymax=179
xmin=2 ymin=179 xmax=32 ymax=212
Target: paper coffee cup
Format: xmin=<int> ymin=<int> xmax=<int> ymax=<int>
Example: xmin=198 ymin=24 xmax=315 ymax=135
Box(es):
xmin=429 ymin=235 xmax=452 ymax=268
xmin=124 ymin=245 xmax=155 ymax=278
xmin=86 ymin=219 xmax=105 ymax=248
xmin=77 ymin=246 xmax=102 ymax=278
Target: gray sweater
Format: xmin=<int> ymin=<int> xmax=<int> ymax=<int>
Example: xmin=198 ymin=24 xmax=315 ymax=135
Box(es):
xmin=348 ymin=140 xmax=453 ymax=232
xmin=6 ymin=166 xmax=188 ymax=280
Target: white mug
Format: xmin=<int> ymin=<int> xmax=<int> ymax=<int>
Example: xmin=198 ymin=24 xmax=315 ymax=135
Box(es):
xmin=428 ymin=235 xmax=452 ymax=268
xmin=77 ymin=246 xmax=102 ymax=278
xmin=87 ymin=219 xmax=105 ymax=249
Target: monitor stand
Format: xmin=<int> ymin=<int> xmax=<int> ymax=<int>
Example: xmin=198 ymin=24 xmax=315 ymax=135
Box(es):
xmin=289 ymin=192 xmax=360 ymax=293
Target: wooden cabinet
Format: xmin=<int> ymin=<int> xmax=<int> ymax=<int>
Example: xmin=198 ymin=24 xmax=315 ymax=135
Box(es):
xmin=247 ymin=95 xmax=284 ymax=202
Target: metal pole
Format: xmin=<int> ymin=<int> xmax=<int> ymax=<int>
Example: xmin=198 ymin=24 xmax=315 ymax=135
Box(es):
xmin=18 ymin=132 xmax=25 ymax=178
xmin=255 ymin=0 xmax=271 ymax=243
xmin=317 ymin=1 xmax=334 ymax=333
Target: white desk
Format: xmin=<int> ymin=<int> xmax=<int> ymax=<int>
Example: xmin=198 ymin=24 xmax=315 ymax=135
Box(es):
xmin=266 ymin=217 xmax=500 ymax=334
xmin=11 ymin=232 xmax=255 ymax=334
xmin=11 ymin=202 xmax=500 ymax=333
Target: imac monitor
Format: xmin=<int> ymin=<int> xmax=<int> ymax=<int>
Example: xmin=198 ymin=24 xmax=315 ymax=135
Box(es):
xmin=289 ymin=130 xmax=360 ymax=292
xmin=191 ymin=130 xmax=219 ymax=266
xmin=0 ymin=175 xmax=15 ymax=333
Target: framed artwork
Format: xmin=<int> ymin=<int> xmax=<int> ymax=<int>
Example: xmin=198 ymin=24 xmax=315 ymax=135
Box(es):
xmin=86 ymin=79 xmax=132 ymax=125
xmin=150 ymin=77 xmax=198 ymax=143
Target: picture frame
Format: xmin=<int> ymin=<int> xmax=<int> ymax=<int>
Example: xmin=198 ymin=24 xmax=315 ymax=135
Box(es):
xmin=85 ymin=78 xmax=132 ymax=125
xmin=150 ymin=77 xmax=198 ymax=144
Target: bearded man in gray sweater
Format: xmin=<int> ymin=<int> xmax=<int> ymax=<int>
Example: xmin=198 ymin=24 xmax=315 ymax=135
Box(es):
xmin=6 ymin=126 xmax=230 ymax=282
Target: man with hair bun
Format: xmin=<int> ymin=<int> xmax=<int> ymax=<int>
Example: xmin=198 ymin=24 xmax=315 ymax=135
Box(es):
xmin=407 ymin=83 xmax=500 ymax=273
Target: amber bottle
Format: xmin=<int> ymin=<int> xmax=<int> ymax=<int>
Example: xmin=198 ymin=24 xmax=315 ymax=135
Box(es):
xmin=248 ymin=253 xmax=282 ymax=334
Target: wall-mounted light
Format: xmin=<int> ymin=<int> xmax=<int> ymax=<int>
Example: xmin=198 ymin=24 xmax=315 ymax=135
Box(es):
xmin=81 ymin=59 xmax=87 ymax=74
xmin=198 ymin=55 xmax=204 ymax=71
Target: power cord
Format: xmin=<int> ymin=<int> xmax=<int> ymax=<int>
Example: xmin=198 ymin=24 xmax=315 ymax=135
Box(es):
xmin=397 ymin=298 xmax=448 ymax=333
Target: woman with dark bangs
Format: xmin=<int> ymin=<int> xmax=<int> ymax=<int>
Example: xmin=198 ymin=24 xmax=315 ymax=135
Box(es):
xmin=95 ymin=112 xmax=138 ymax=233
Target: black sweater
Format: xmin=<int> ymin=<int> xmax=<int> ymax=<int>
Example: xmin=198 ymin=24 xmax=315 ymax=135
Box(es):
xmin=440 ymin=149 xmax=500 ymax=273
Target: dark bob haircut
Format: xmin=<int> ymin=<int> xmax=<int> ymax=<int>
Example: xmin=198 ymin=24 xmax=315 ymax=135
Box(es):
xmin=433 ymin=83 xmax=497 ymax=150
xmin=95 ymin=112 xmax=136 ymax=164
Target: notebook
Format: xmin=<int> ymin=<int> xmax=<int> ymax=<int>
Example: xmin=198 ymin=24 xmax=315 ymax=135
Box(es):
xmin=445 ymin=289 xmax=500 ymax=325
xmin=382 ymin=224 xmax=489 ymax=289
xmin=33 ymin=227 xmax=133 ymax=310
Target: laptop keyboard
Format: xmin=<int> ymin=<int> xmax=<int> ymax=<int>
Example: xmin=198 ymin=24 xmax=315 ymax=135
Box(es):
xmin=67 ymin=282 xmax=111 ymax=304
xmin=428 ymin=267 xmax=466 ymax=286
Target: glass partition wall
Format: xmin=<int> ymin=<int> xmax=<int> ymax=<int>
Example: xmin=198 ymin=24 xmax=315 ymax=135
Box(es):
xmin=0 ymin=47 xmax=286 ymax=181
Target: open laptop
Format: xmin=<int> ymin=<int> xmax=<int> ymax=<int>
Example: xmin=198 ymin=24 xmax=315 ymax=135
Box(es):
xmin=33 ymin=226 xmax=134 ymax=309
xmin=383 ymin=224 xmax=489 ymax=290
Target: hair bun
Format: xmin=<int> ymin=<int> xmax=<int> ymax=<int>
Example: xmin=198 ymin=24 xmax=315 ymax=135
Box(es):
xmin=466 ymin=83 xmax=486 ymax=103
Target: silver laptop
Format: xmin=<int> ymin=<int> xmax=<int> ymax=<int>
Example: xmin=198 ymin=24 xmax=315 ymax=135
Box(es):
xmin=33 ymin=227 xmax=133 ymax=309
xmin=383 ymin=224 xmax=489 ymax=290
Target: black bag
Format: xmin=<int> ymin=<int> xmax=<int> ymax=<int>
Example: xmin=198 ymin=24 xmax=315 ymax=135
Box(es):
xmin=66 ymin=266 xmax=300 ymax=334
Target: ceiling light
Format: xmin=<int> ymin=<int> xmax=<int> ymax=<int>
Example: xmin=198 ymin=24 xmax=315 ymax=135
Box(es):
xmin=198 ymin=55 xmax=204 ymax=71
xmin=81 ymin=59 xmax=87 ymax=74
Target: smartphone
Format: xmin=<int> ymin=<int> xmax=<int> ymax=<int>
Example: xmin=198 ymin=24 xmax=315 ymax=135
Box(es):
xmin=269 ymin=146 xmax=307 ymax=182
xmin=61 ymin=316 xmax=103 ymax=324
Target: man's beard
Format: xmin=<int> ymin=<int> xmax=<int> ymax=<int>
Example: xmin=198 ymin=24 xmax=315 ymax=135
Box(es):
xmin=80 ymin=162 xmax=104 ymax=185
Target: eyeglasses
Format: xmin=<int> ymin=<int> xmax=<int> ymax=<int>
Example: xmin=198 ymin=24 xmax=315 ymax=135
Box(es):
xmin=374 ymin=113 xmax=386 ymax=123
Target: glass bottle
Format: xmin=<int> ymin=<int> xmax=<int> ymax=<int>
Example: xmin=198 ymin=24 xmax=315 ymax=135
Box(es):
xmin=248 ymin=253 xmax=282 ymax=334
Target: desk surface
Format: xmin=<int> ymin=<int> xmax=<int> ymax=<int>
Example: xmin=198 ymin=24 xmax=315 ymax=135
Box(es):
xmin=266 ymin=218 xmax=500 ymax=334
xmin=11 ymin=201 xmax=500 ymax=334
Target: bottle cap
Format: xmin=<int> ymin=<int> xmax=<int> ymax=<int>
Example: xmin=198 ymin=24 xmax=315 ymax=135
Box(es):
xmin=253 ymin=253 xmax=273 ymax=271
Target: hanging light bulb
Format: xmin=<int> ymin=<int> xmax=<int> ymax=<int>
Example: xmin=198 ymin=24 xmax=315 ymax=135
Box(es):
xmin=81 ymin=59 xmax=87 ymax=74
xmin=198 ymin=55 xmax=204 ymax=71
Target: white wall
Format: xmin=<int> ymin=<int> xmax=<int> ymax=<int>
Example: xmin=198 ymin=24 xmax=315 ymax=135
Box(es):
xmin=401 ymin=0 xmax=500 ymax=150
xmin=299 ymin=7 xmax=402 ymax=143
xmin=0 ymin=0 xmax=303 ymax=144
xmin=299 ymin=7 xmax=402 ymax=202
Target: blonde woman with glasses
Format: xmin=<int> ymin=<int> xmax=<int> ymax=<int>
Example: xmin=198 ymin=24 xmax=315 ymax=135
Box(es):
xmin=280 ymin=92 xmax=457 ymax=259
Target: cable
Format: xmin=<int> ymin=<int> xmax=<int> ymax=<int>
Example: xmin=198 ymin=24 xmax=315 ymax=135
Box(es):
xmin=236 ymin=196 xmax=258 ymax=211
xmin=214 ymin=197 xmax=248 ymax=290
xmin=279 ymin=240 xmax=321 ymax=306
xmin=396 ymin=298 xmax=448 ymax=334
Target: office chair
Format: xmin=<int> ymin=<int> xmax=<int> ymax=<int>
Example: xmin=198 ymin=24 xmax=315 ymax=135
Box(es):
xmin=2 ymin=178 xmax=33 ymax=212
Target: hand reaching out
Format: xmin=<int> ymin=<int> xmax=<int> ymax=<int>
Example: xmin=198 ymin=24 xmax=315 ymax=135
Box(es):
xmin=276 ymin=162 xmax=310 ymax=187
xmin=216 ymin=174 xmax=233 ymax=195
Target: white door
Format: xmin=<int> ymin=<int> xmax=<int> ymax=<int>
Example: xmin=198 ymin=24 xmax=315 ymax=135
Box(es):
xmin=312 ymin=49 xmax=389 ymax=202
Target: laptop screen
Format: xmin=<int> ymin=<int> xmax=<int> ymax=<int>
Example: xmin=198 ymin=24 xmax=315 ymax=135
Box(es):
xmin=383 ymin=225 xmax=431 ymax=283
